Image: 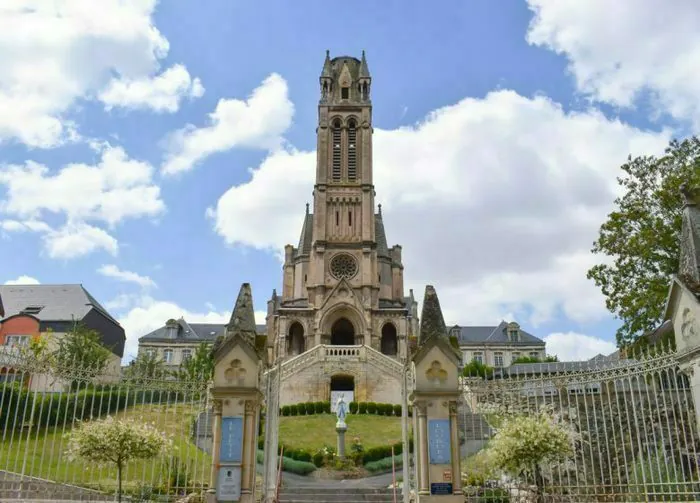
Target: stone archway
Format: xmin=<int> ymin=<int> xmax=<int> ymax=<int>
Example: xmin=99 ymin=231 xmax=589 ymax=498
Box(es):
xmin=288 ymin=322 xmax=305 ymax=356
xmin=330 ymin=374 xmax=355 ymax=410
xmin=331 ymin=318 xmax=355 ymax=345
xmin=381 ymin=322 xmax=398 ymax=356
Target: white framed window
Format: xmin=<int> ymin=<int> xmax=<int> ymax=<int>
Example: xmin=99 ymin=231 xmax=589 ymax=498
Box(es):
xmin=163 ymin=349 xmax=174 ymax=364
xmin=529 ymin=351 xmax=540 ymax=359
xmin=494 ymin=352 xmax=504 ymax=367
xmin=145 ymin=348 xmax=156 ymax=358
xmin=511 ymin=352 xmax=520 ymax=363
xmin=181 ymin=349 xmax=192 ymax=362
xmin=5 ymin=335 xmax=30 ymax=347
xmin=473 ymin=352 xmax=483 ymax=364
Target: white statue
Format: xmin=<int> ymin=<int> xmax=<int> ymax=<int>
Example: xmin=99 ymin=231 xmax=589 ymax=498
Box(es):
xmin=335 ymin=393 xmax=348 ymax=426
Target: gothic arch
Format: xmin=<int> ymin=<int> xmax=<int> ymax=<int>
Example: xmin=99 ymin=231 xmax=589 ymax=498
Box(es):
xmin=380 ymin=322 xmax=398 ymax=356
xmin=288 ymin=321 xmax=305 ymax=356
xmin=319 ymin=302 xmax=366 ymax=345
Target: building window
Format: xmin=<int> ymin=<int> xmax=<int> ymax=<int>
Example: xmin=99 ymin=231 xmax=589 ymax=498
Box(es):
xmin=494 ymin=352 xmax=504 ymax=367
xmin=473 ymin=352 xmax=483 ymax=364
xmin=181 ymin=349 xmax=192 ymax=362
xmin=5 ymin=335 xmax=30 ymax=347
xmin=347 ymin=120 xmax=357 ymax=181
xmin=145 ymin=348 xmax=156 ymax=358
xmin=348 ymin=210 xmax=352 ymax=226
xmin=336 ymin=211 xmax=339 ymax=226
xmin=529 ymin=352 xmax=539 ymax=359
xmin=341 ymin=87 xmax=349 ymax=99
xmin=332 ymin=120 xmax=341 ymax=181
xmin=511 ymin=352 xmax=520 ymax=363
xmin=163 ymin=349 xmax=173 ymax=364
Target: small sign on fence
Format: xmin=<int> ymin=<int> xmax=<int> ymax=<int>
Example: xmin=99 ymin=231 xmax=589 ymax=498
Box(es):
xmin=443 ymin=469 xmax=452 ymax=482
xmin=217 ymin=466 xmax=242 ymax=502
xmin=220 ymin=416 xmax=244 ymax=463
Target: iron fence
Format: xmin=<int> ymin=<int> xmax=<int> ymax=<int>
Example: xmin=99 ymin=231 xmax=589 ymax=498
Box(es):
xmin=0 ymin=347 xmax=212 ymax=502
xmin=458 ymin=348 xmax=700 ymax=502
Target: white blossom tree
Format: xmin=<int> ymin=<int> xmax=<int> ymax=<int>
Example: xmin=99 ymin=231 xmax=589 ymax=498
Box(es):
xmin=66 ymin=416 xmax=172 ymax=501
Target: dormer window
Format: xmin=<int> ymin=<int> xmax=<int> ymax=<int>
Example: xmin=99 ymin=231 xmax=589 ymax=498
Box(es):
xmin=507 ymin=322 xmax=520 ymax=342
xmin=21 ymin=305 xmax=43 ymax=315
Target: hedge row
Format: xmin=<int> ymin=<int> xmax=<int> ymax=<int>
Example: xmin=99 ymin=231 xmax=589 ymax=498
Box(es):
xmin=280 ymin=401 xmax=411 ymax=417
xmin=362 ymin=440 xmax=413 ymax=464
xmin=0 ymin=384 xmax=168 ymax=430
xmin=365 ymin=454 xmax=403 ymax=473
xmin=255 ymin=449 xmax=316 ymax=475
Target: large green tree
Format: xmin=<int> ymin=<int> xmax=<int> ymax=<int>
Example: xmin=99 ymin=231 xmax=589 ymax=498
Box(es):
xmin=587 ymin=137 xmax=700 ymax=347
xmin=174 ymin=342 xmax=214 ymax=382
xmin=53 ymin=322 xmax=112 ymax=386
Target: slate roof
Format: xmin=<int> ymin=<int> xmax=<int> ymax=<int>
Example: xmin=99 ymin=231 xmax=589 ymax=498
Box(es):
xmin=0 ymin=284 xmax=118 ymax=325
xmin=139 ymin=319 xmax=266 ymax=343
xmin=375 ymin=213 xmax=390 ymax=257
xmin=296 ymin=211 xmax=314 ymax=256
xmin=454 ymin=320 xmax=544 ymax=345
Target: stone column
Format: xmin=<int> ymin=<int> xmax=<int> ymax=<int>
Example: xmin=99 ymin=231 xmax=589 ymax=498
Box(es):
xmin=209 ymin=400 xmax=223 ymax=490
xmin=448 ymin=401 xmax=462 ymax=495
xmin=241 ymin=400 xmax=257 ymax=496
xmin=416 ymin=402 xmax=429 ymax=495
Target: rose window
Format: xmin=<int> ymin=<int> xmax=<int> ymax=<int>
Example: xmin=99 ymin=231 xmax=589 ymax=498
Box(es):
xmin=330 ymin=254 xmax=358 ymax=280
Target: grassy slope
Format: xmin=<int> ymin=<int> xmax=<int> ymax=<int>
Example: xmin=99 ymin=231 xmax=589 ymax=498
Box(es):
xmin=279 ymin=414 xmax=403 ymax=451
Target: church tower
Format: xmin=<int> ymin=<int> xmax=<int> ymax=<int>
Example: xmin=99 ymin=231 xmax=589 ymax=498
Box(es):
xmin=268 ymin=52 xmax=415 ymax=406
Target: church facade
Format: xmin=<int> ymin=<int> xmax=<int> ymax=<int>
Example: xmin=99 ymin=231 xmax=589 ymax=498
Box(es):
xmin=265 ymin=52 xmax=416 ymax=406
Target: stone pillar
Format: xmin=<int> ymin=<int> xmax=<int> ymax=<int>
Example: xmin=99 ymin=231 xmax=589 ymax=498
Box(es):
xmin=336 ymin=424 xmax=347 ymax=458
xmin=416 ymin=402 xmax=429 ymax=495
xmin=240 ymin=400 xmax=257 ymax=497
xmin=209 ymin=400 xmax=223 ymax=491
xmin=448 ymin=402 xmax=462 ymax=496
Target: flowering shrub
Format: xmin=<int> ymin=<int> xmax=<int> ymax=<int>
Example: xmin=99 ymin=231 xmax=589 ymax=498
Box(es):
xmin=65 ymin=416 xmax=171 ymax=502
xmin=488 ymin=412 xmax=574 ymax=497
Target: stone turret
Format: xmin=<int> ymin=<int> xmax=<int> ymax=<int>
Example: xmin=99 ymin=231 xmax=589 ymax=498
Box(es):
xmin=418 ymin=285 xmax=448 ymax=345
xmin=679 ymin=184 xmax=700 ymax=291
xmin=226 ymin=283 xmax=257 ymax=344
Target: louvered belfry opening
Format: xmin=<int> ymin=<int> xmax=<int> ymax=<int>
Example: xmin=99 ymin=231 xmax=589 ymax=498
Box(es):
xmin=332 ymin=119 xmax=342 ymax=182
xmin=347 ymin=119 xmax=357 ymax=181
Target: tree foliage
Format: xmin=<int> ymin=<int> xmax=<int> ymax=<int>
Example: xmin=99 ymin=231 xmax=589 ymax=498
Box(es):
xmin=65 ymin=416 xmax=171 ymax=502
xmin=587 ymin=137 xmax=700 ymax=347
xmin=511 ymin=355 xmax=559 ymax=365
xmin=462 ymin=359 xmax=494 ymax=378
xmin=53 ymin=322 xmax=111 ymax=386
xmin=175 ymin=342 xmax=214 ymax=382
xmin=124 ymin=351 xmax=167 ymax=382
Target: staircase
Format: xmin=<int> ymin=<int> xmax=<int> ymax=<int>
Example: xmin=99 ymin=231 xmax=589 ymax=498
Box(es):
xmin=278 ymin=486 xmax=396 ymax=502
xmin=457 ymin=402 xmax=492 ymax=458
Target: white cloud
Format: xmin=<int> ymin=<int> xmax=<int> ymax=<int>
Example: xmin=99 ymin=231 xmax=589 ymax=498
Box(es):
xmin=0 ymin=143 xmax=164 ymax=259
xmin=99 ymin=64 xmax=204 ymax=113
xmin=4 ymin=275 xmax=40 ymax=285
xmin=208 ymin=89 xmax=670 ymax=330
xmin=117 ymin=297 xmax=267 ymax=361
xmin=161 ymin=74 xmax=294 ymax=175
xmin=0 ymin=0 xmax=200 ymax=147
xmin=44 ymin=222 xmax=118 ymax=259
xmin=526 ymin=0 xmax=700 ymax=125
xmin=543 ymin=331 xmax=617 ymax=361
xmin=98 ymin=264 xmax=156 ymax=289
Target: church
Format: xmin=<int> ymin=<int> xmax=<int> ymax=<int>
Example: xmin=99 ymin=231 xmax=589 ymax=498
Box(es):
xmin=136 ymin=51 xmax=547 ymax=406
xmin=265 ymin=51 xmax=415 ymax=406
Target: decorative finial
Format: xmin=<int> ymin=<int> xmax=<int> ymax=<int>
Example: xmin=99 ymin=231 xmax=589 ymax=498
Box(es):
xmin=378 ymin=203 xmax=382 ymax=215
xmin=326 ymin=49 xmax=330 ymax=58
xmin=306 ymin=202 xmax=310 ymax=214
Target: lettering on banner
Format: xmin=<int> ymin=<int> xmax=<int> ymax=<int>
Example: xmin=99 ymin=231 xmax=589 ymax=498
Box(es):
xmin=428 ymin=419 xmax=451 ymax=464
xmin=220 ymin=416 xmax=244 ymax=463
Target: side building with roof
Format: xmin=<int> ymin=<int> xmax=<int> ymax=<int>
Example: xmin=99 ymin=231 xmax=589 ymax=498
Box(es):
xmin=0 ymin=284 xmax=125 ymax=390
xmin=451 ymin=321 xmax=546 ymax=368
xmin=137 ymin=318 xmax=266 ymax=370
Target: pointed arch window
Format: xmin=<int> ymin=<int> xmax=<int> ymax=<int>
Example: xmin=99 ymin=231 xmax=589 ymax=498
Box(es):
xmin=332 ymin=119 xmax=341 ymax=182
xmin=347 ymin=119 xmax=357 ymax=181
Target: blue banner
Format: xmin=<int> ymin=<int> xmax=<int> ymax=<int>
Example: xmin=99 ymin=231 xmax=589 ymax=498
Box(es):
xmin=220 ymin=416 xmax=244 ymax=463
xmin=428 ymin=419 xmax=451 ymax=464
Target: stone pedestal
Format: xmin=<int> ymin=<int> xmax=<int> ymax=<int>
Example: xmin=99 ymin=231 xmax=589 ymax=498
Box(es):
xmin=336 ymin=422 xmax=347 ymax=459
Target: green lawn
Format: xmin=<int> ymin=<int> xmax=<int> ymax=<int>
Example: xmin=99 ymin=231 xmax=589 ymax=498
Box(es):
xmin=0 ymin=403 xmax=212 ymax=496
xmin=279 ymin=413 xmax=403 ymax=451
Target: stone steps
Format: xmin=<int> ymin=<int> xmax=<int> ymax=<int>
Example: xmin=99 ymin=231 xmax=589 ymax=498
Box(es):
xmin=278 ymin=486 xmax=396 ymax=503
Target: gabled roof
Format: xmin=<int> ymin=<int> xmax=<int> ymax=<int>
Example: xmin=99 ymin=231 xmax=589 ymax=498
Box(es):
xmin=296 ymin=210 xmax=314 ymax=257
xmin=0 ymin=284 xmax=118 ymax=325
xmin=139 ymin=320 xmax=266 ymax=343
xmin=375 ymin=213 xmax=390 ymax=257
xmin=454 ymin=321 xmax=544 ymax=345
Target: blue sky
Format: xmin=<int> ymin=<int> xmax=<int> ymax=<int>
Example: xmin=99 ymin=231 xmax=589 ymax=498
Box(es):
xmin=1 ymin=0 xmax=696 ymax=361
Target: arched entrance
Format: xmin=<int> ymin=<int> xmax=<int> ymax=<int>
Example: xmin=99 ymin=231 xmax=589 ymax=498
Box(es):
xmin=331 ymin=317 xmax=355 ymax=345
xmin=381 ymin=322 xmax=398 ymax=356
xmin=288 ymin=322 xmax=305 ymax=356
xmin=330 ymin=374 xmax=355 ymax=409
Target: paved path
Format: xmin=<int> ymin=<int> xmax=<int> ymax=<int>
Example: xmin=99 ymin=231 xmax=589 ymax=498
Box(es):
xmin=256 ymin=463 xmax=397 ymax=488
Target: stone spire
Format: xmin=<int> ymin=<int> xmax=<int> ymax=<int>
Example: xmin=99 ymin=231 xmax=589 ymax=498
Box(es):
xmin=226 ymin=282 xmax=257 ymax=345
xmin=418 ymin=285 xmax=447 ymax=344
xmin=321 ymin=50 xmax=332 ymax=78
xmin=359 ymin=50 xmax=370 ymax=78
xmin=679 ymin=184 xmax=700 ymax=289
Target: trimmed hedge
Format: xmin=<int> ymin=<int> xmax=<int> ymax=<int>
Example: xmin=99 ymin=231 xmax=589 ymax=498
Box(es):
xmin=256 ymin=450 xmax=316 ymax=475
xmin=280 ymin=401 xmax=409 ymax=417
xmin=365 ymin=454 xmax=403 ymax=473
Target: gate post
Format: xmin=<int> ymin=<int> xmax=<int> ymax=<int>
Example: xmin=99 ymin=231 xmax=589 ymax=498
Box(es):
xmin=207 ymin=283 xmax=264 ymax=503
xmin=410 ymin=285 xmax=462 ymax=503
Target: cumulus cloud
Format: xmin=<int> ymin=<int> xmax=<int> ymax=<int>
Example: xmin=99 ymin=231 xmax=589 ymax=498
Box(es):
xmin=0 ymin=1 xmax=203 ymax=147
xmin=98 ymin=265 xmax=156 ymax=289
xmin=161 ymin=74 xmax=294 ymax=175
xmin=526 ymin=0 xmax=700 ymax=125
xmin=207 ymin=89 xmax=670 ymax=331
xmin=116 ymin=296 xmax=267 ymax=361
xmin=99 ymin=64 xmax=204 ymax=113
xmin=543 ymin=331 xmax=617 ymax=361
xmin=4 ymin=275 xmax=40 ymax=285
xmin=0 ymin=142 xmax=163 ymax=259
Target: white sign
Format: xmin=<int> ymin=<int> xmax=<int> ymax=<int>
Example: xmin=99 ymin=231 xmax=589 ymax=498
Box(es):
xmin=330 ymin=391 xmax=354 ymax=412
xmin=217 ymin=466 xmax=241 ymax=502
